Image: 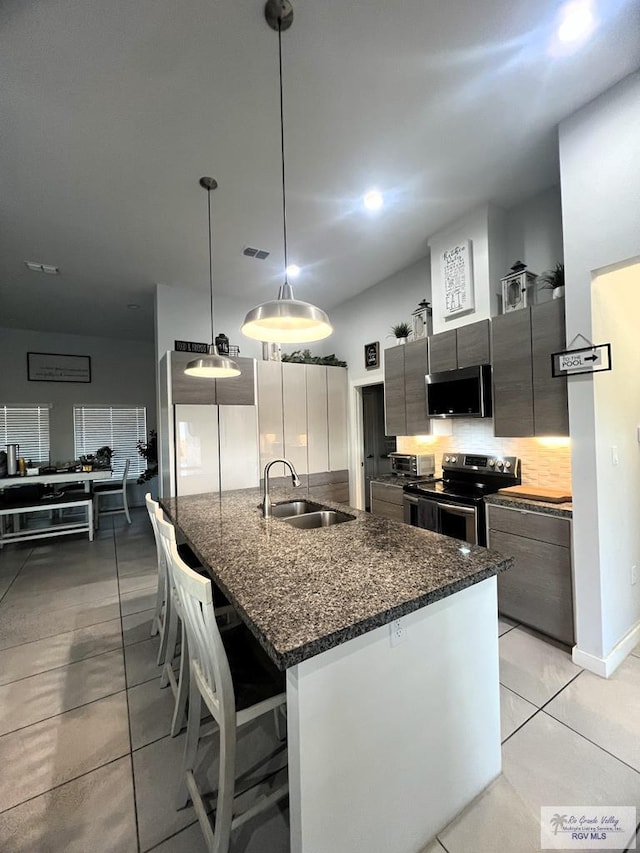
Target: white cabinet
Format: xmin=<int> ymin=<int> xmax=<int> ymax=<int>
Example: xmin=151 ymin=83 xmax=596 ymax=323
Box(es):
xmin=327 ymin=366 xmax=348 ymax=471
xmin=256 ymin=361 xmax=348 ymax=479
xmin=218 ymin=406 xmax=259 ymax=492
xmin=174 ymin=405 xmax=220 ymax=496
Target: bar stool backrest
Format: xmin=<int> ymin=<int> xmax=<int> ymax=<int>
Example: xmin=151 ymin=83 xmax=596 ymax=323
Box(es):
xmin=144 ymin=493 xmax=163 ymax=573
xmin=155 ymin=515 xmax=235 ymax=727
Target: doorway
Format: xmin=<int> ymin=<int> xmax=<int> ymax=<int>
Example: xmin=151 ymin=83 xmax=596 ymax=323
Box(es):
xmin=362 ymin=384 xmax=396 ymax=510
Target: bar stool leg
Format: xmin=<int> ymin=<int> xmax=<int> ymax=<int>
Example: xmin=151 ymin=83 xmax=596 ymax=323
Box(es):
xmin=171 ymin=623 xmax=189 ymax=736
xmin=177 ymin=674 xmax=203 ymax=809
xmin=158 ymin=591 xmax=177 ymax=674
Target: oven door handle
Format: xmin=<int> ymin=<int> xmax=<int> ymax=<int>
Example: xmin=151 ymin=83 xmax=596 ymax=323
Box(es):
xmin=436 ymin=502 xmax=476 ymax=517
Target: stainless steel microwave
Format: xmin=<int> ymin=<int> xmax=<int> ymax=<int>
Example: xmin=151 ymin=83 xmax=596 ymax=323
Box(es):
xmin=425 ymin=364 xmax=492 ymax=418
xmin=388 ymin=453 xmax=435 ymax=478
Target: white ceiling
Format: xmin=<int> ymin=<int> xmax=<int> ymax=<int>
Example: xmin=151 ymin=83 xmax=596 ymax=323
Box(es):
xmin=0 ymin=0 xmax=637 ymax=341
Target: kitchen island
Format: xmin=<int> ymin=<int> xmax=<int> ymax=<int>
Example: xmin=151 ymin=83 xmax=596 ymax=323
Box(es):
xmin=162 ymin=487 xmax=513 ymax=853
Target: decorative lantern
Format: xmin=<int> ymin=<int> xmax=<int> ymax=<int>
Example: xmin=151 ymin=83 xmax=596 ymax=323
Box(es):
xmin=500 ymin=261 xmax=537 ymax=314
xmin=411 ymin=300 xmax=433 ymax=340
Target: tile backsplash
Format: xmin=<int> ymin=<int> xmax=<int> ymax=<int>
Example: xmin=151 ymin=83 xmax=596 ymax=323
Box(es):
xmin=397 ymin=420 xmax=572 ymax=491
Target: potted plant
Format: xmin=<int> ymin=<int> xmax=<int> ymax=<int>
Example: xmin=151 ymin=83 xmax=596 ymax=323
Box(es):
xmin=390 ymin=322 xmax=412 ymax=345
xmin=536 ymin=263 xmax=565 ymax=300
xmin=136 ymin=430 xmax=158 ymax=484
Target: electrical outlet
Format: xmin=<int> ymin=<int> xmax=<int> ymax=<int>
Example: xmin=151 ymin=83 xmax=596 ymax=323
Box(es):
xmin=389 ymin=618 xmax=407 ymax=647
xmin=611 ymin=446 xmax=619 ymax=466
xmin=632 ymin=565 xmax=637 ymax=586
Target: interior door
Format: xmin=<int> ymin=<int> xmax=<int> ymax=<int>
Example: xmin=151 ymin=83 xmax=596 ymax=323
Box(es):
xmin=362 ymin=385 xmax=394 ymax=510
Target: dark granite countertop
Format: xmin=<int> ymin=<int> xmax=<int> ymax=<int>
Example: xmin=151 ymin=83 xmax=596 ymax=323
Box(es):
xmin=484 ymin=493 xmax=573 ymax=518
xmin=161 ymin=487 xmax=513 ymax=670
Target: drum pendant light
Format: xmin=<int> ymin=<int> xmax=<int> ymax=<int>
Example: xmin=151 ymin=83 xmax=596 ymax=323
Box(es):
xmin=241 ymin=0 xmax=332 ymax=344
xmin=185 ymin=178 xmax=241 ymax=378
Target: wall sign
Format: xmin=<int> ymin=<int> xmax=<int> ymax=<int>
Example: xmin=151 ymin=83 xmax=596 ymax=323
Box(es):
xmin=364 ymin=341 xmax=380 ymax=370
xmin=552 ymin=343 xmax=612 ymax=377
xmin=174 ymin=339 xmax=209 ymax=354
xmin=27 ymin=352 xmax=91 ymax=383
xmin=442 ymin=240 xmax=474 ymax=319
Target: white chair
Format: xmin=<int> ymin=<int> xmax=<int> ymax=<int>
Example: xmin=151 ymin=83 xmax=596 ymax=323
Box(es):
xmin=93 ymin=458 xmax=131 ymax=527
xmin=145 ymin=494 xmax=238 ymax=737
xmin=156 ymin=516 xmax=288 ymax=853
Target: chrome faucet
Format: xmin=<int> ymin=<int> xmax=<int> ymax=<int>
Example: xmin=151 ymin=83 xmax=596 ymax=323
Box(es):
xmin=262 ymin=458 xmax=301 ymax=518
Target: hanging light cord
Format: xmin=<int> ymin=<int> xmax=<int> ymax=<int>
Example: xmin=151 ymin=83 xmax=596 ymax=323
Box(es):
xmin=277 ymin=17 xmax=289 ymax=278
xmin=206 ymin=186 xmax=215 ymax=345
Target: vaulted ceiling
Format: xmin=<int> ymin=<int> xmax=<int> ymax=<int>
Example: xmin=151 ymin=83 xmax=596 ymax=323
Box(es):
xmin=0 ymin=0 xmax=637 ymax=340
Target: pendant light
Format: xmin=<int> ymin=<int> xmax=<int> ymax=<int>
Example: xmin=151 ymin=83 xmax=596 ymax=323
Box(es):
xmin=185 ymin=178 xmax=241 ymax=378
xmin=241 ymin=0 xmax=332 ymax=344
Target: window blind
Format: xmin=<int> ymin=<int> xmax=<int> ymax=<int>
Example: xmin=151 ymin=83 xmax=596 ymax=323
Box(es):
xmin=0 ymin=405 xmax=51 ymax=464
xmin=73 ymin=406 xmax=147 ymax=477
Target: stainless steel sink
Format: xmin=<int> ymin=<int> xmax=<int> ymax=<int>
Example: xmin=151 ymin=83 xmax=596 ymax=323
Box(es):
xmin=270 ymin=500 xmax=323 ymax=518
xmin=283 ymin=510 xmax=355 ymax=529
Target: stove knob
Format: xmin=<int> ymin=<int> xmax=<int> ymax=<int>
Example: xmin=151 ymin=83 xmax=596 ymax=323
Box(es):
xmin=496 ymin=460 xmax=504 ymax=469
xmin=504 ymin=461 xmax=511 ymax=469
xmin=450 ymin=456 xmax=457 ymax=463
xmin=489 ymin=459 xmax=495 ymax=467
xmin=444 ymin=456 xmax=450 ymax=463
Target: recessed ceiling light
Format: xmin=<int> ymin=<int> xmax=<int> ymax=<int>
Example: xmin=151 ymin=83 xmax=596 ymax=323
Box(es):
xmin=25 ymin=261 xmax=59 ymax=275
xmin=556 ymin=0 xmax=595 ymax=44
xmin=127 ymin=303 xmax=140 ymax=310
xmin=286 ymin=264 xmax=301 ymax=279
xmin=363 ymin=190 xmax=384 ymax=211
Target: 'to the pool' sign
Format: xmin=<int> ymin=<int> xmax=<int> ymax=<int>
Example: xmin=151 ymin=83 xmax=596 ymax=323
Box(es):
xmin=552 ymin=344 xmax=611 ymax=377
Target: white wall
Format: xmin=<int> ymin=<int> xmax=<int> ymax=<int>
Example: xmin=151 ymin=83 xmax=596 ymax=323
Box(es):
xmin=505 ymin=185 xmax=564 ymax=279
xmin=319 ymin=256 xmax=431 ymax=387
xmin=559 ymin=70 xmax=640 ymax=670
xmin=0 ymin=326 xmax=156 ymax=505
xmin=428 ymin=203 xmax=506 ymax=334
xmin=592 ymin=262 xmax=640 ymax=656
xmin=155 ymin=284 xmax=262 ymax=363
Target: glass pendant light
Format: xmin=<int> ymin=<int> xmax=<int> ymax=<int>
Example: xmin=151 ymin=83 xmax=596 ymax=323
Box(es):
xmin=185 ymin=178 xmax=241 ymax=378
xmin=241 ymin=0 xmax=332 ymax=344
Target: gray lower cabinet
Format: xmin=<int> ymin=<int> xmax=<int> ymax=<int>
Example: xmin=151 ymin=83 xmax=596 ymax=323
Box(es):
xmin=492 ymin=300 xmax=568 ymax=437
xmin=383 ymin=339 xmax=429 ymax=436
xmin=487 ymin=503 xmax=574 ymax=645
xmin=428 ymin=320 xmax=490 ymax=373
xmin=370 ymin=481 xmax=405 ymax=523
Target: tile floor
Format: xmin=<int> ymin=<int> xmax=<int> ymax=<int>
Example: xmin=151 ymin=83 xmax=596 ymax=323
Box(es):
xmin=0 ymin=511 xmax=638 ymax=852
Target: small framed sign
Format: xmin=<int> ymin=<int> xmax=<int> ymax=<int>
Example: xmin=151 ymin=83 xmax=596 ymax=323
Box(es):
xmin=552 ymin=343 xmax=612 ymax=377
xmin=27 ymin=352 xmax=91 ymax=383
xmin=364 ymin=341 xmax=380 ymax=370
xmin=174 ymin=340 xmax=209 ymax=354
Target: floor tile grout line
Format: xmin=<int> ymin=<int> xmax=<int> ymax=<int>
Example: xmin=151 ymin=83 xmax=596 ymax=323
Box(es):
xmin=498 ymin=681 xmax=541 ymax=708
xmin=0 ymin=752 xmax=132 ymax=818
xmin=0 ymin=638 xmax=124 ymax=687
xmin=143 ymin=818 xmax=201 ymax=852
xmin=0 ymin=547 xmax=34 ymax=605
xmin=0 ymin=607 xmax=124 ymax=654
xmin=539 ymin=707 xmax=640 ymax=777
xmin=501 ymin=706 xmax=543 ymax=746
xmin=115 ymin=516 xmax=152 ymax=853
xmin=0 ymin=683 xmax=129 ymax=741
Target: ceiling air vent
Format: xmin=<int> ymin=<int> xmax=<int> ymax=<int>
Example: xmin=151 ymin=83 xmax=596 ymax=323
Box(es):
xmin=243 ymin=246 xmax=270 ymax=260
xmin=25 ymin=261 xmax=60 ymax=274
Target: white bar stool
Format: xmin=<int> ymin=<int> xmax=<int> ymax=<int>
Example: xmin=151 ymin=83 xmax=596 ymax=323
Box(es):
xmin=156 ymin=516 xmax=288 ymax=853
xmin=93 ymin=458 xmax=131 ymax=527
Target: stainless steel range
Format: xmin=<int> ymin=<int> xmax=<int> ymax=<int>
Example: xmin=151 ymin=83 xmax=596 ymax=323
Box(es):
xmin=403 ymin=452 xmax=521 ymax=546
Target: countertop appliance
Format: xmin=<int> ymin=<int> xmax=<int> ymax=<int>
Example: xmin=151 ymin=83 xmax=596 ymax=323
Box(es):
xmin=425 ymin=364 xmax=492 ymax=418
xmin=403 ymin=452 xmax=521 ymax=546
xmin=388 ymin=452 xmax=435 ymax=479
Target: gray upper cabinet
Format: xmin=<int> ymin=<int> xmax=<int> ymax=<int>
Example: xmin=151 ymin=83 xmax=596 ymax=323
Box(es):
xmin=492 ymin=310 xmax=534 ymax=436
xmin=456 ymin=320 xmax=491 ymax=369
xmin=384 ymin=339 xmax=430 ymax=436
xmin=492 ymin=300 xmax=568 ymax=437
xmin=383 ymin=345 xmax=407 ymax=436
xmin=428 ymin=330 xmax=457 ymax=372
xmin=215 ymin=357 xmax=256 ymax=406
xmin=404 ymin=339 xmax=430 ymax=435
xmin=170 ymin=352 xmax=256 ymax=406
xmin=532 ymin=301 xmax=569 ymax=435
xmin=428 ymin=320 xmax=490 ymax=373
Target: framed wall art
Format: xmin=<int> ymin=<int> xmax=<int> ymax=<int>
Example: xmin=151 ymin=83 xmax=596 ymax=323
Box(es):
xmin=442 ymin=241 xmax=474 ymax=319
xmin=27 ymin=352 xmax=92 ymax=383
xmin=364 ymin=341 xmax=380 ymax=370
